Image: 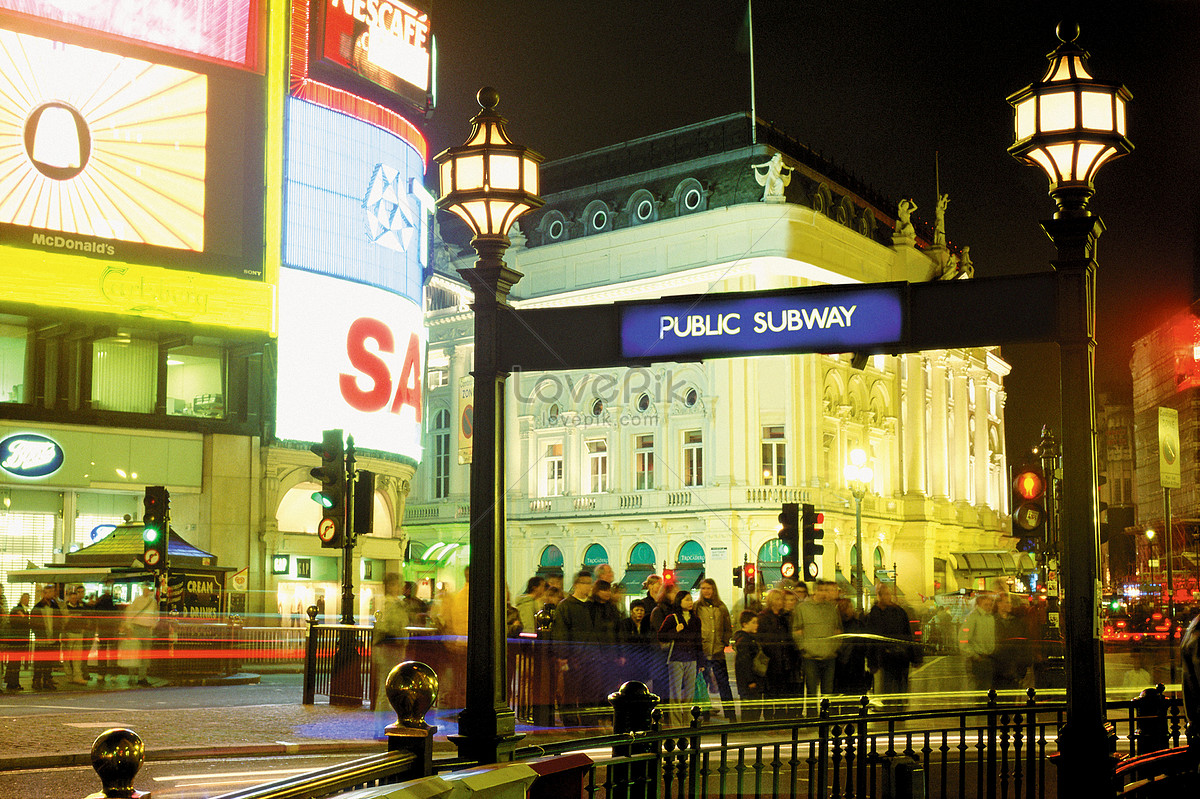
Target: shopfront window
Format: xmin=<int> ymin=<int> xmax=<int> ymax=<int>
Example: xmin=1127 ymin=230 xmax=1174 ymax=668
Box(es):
xmin=0 ymin=319 xmax=27 ymax=403
xmin=166 ymin=341 xmax=225 ymax=417
xmin=543 ymin=443 xmax=564 ymax=497
xmin=92 ymin=332 xmax=157 ymax=413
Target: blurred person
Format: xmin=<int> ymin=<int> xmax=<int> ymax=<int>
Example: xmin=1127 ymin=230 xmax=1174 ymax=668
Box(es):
xmin=793 ymin=579 xmax=841 ymax=713
xmin=620 ymin=601 xmax=656 ymax=688
xmin=439 ymin=567 xmax=470 ymax=708
xmin=696 ymin=578 xmax=735 ymax=721
xmin=121 ymin=582 xmax=159 ymax=686
xmin=794 ymin=582 xmax=810 ymax=603
xmin=756 ymin=589 xmax=792 ymax=718
xmin=515 ymin=576 xmax=547 ymax=634
xmin=589 ymin=579 xmax=622 ymax=704
xmin=733 ymin=610 xmax=764 ymax=722
xmin=639 ymin=573 xmax=663 ymax=615
xmin=372 ymin=572 xmax=409 ymax=735
xmin=992 ymin=593 xmax=1031 ymax=691
xmin=400 ymin=581 xmax=427 ymax=626
xmin=505 ymin=586 xmax=523 ymax=638
xmin=1180 ymin=612 xmax=1198 ymax=745
xmin=658 ymin=590 xmax=703 ymax=728
xmin=61 ymin=586 xmax=90 ymax=685
xmin=552 ymin=570 xmax=594 ymax=725
xmin=962 ymin=593 xmax=997 ymax=692
xmin=441 ymin=567 xmax=470 ymax=637
xmin=5 ymin=591 xmax=30 ymax=690
xmin=1123 ymin=648 xmax=1154 ymax=690
xmin=594 ymin=563 xmax=615 ymax=585
xmin=834 ymin=598 xmax=872 ymax=697
xmin=31 ymin=584 xmax=61 ymax=690
xmin=866 ymin=584 xmax=918 ymax=705
xmin=93 ymin=588 xmax=119 ymax=683
xmin=649 ymin=578 xmax=679 ymax=700
xmin=611 ymin=582 xmax=629 ymax=618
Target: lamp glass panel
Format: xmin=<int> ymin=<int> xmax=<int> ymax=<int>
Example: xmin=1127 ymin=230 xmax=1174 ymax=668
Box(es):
xmin=439 ymin=161 xmax=452 ymax=198
xmin=1081 ymin=90 xmax=1114 ymax=131
xmin=448 ymin=204 xmax=482 ymax=235
xmin=1028 ymin=148 xmax=1058 ymax=181
xmin=1047 ymin=143 xmax=1078 ymax=181
xmin=1015 ymin=97 xmax=1036 ymax=140
xmin=1049 ymin=58 xmax=1072 ymax=83
xmin=467 ymin=121 xmax=495 ymax=146
xmin=1039 ymin=91 xmax=1077 ymax=132
xmin=1076 ymin=142 xmax=1105 ymax=178
xmin=489 ymin=153 xmax=521 ymax=190
xmin=1072 ymin=55 xmax=1093 ymax=80
xmin=456 ymin=154 xmax=485 ymax=191
xmin=463 ymin=200 xmax=492 ymax=234
xmin=1116 ymin=98 xmax=1127 ymax=135
xmin=1088 ymin=145 xmax=1118 ymax=180
xmin=523 ymin=157 xmax=538 ymax=194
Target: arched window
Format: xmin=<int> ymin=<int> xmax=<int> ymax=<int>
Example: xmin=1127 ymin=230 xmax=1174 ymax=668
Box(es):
xmin=433 ymin=409 xmax=450 ymax=499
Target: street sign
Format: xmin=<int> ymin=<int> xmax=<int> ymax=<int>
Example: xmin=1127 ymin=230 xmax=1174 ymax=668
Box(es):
xmin=318 ymin=517 xmax=337 ymax=544
xmin=1159 ymin=406 xmax=1181 ymax=489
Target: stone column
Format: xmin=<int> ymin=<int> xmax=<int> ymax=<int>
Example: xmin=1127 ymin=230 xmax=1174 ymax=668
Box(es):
xmin=927 ymin=355 xmax=949 ymax=499
xmin=951 ymin=362 xmax=971 ymax=502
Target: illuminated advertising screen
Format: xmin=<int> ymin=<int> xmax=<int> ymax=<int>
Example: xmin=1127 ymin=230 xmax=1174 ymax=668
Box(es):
xmin=284 ymin=97 xmax=428 ymax=305
xmin=309 ymin=0 xmax=432 ymax=116
xmin=0 ymin=25 xmax=266 ymax=280
xmin=276 ymin=267 xmax=425 ymax=461
xmin=0 ymin=0 xmax=261 ymax=70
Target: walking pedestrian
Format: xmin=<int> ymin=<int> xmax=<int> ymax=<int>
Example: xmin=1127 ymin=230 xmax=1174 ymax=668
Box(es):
xmin=31 ymin=584 xmax=61 ymax=690
xmin=93 ymin=589 xmax=119 ymax=683
xmin=620 ymin=602 xmax=656 ymax=688
xmin=993 ymin=593 xmax=1031 ymax=691
xmin=372 ymin=572 xmax=410 ymax=734
xmin=5 ymin=592 xmax=30 ymax=690
xmin=62 ymin=586 xmax=90 ymax=685
xmin=866 ymin=584 xmax=918 ymax=707
xmin=658 ymin=590 xmax=703 ymax=728
xmin=793 ymin=579 xmax=841 ymax=714
xmin=515 ymin=576 xmax=547 ymax=635
xmin=962 ymin=593 xmax=997 ymax=692
xmin=589 ymin=579 xmax=622 ymax=704
xmin=551 ymin=570 xmax=594 ymax=725
xmin=834 ymin=598 xmax=872 ymax=697
xmin=756 ymin=589 xmax=792 ymax=718
xmin=121 ymin=582 xmax=159 ymax=686
xmin=696 ymin=578 xmax=735 ymax=721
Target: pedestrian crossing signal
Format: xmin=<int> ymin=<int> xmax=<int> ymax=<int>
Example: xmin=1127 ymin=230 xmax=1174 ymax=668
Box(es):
xmin=1011 ymin=463 xmax=1047 ymax=538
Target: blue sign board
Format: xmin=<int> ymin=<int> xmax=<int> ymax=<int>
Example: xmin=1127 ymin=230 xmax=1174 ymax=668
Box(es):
xmin=620 ymin=285 xmax=904 ymax=360
xmin=0 ymin=433 xmax=65 ymax=478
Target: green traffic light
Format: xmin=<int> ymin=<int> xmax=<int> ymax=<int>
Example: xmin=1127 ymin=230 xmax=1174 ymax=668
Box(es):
xmin=780 ymin=543 xmax=791 ymax=556
xmin=311 ymin=491 xmax=334 ymax=508
xmin=143 ymin=525 xmax=162 ymax=544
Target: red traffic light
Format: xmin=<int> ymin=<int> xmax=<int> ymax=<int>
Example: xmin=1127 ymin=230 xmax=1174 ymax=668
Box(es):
xmin=745 ymin=564 xmax=755 ymax=579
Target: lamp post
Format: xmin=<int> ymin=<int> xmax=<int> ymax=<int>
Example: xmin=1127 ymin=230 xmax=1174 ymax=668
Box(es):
xmin=1007 ymin=22 xmax=1132 ymax=796
xmin=843 ymin=448 xmax=873 ymax=612
xmin=435 ymin=87 xmax=543 ymax=764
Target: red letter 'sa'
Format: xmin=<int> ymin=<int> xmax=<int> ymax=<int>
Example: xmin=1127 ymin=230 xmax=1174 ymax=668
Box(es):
xmin=390 ymin=332 xmax=423 ymax=421
xmin=340 ymin=318 xmax=393 ymax=412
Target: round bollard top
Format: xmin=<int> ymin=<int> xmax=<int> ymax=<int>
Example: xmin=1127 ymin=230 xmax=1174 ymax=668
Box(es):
xmin=386 ymin=661 xmax=439 ymax=729
xmin=90 ymin=728 xmax=144 ymax=798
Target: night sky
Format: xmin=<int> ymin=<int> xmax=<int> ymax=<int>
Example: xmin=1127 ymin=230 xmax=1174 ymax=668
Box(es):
xmin=420 ymin=0 xmax=1200 ymax=459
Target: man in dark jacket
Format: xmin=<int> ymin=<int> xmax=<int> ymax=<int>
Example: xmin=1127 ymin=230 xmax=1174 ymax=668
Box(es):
xmin=552 ymin=570 xmax=594 ymax=725
xmin=31 ymin=584 xmax=60 ymax=690
xmin=866 ymin=584 xmax=917 ymax=709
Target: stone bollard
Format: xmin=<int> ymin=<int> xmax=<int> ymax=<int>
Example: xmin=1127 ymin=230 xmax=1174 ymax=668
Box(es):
xmin=383 ymin=660 xmax=439 ymax=778
xmin=608 ymin=681 xmax=661 ymax=799
xmin=84 ymin=728 xmax=149 ymax=799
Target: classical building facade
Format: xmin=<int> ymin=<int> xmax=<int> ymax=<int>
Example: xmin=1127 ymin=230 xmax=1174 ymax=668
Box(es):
xmin=405 ymin=115 xmax=1015 ymax=603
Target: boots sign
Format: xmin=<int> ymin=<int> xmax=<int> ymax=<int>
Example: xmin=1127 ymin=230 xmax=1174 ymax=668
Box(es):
xmin=276 ymin=267 xmax=425 ymax=461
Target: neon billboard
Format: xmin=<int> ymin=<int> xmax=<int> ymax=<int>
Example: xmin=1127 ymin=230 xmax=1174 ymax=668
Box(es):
xmin=0 ymin=25 xmax=266 ymax=282
xmin=0 ymin=0 xmax=262 ymax=70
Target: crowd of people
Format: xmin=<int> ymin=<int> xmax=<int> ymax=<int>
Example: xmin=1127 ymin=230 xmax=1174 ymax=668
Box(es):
xmin=522 ymin=566 xmax=924 ymax=727
xmin=1 ymin=582 xmax=160 ymax=691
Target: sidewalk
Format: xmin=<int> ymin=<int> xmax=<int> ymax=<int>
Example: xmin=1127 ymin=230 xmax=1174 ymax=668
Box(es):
xmin=0 ymin=668 xmax=581 ymax=772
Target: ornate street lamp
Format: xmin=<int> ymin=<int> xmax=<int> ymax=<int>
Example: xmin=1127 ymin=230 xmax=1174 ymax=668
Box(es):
xmin=1008 ymin=23 xmax=1131 ymax=796
xmin=435 ymin=87 xmax=543 ymax=764
xmin=843 ymin=448 xmax=873 ymax=612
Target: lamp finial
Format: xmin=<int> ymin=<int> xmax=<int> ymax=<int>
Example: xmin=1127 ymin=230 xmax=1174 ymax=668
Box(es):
xmin=477 ymin=86 xmax=499 ymax=113
xmin=1056 ymin=20 xmax=1079 ymax=44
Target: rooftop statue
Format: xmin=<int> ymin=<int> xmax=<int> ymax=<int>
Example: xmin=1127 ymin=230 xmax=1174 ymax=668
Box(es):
xmin=933 ymin=193 xmax=950 ymax=247
xmin=895 ymin=198 xmax=917 ymax=239
xmin=752 ymin=152 xmax=793 ymax=202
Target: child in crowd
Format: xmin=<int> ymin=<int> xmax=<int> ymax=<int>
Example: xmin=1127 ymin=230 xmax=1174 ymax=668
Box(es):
xmin=733 ymin=610 xmax=764 ymax=723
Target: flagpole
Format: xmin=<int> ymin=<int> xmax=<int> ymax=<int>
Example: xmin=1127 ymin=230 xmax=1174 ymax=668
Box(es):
xmin=748 ymin=0 xmax=756 ymax=144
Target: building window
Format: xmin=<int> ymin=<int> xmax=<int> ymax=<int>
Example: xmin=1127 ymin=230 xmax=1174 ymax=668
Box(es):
xmin=427 ymin=369 xmax=448 ymax=390
xmin=635 ymin=434 xmax=654 ymax=490
xmin=683 ymin=430 xmax=703 ymax=487
xmin=587 ymin=439 xmax=608 ymax=493
xmin=432 ymin=409 xmax=450 ymax=499
xmin=544 ymin=443 xmax=564 ymax=497
xmin=92 ymin=332 xmax=157 ymax=413
xmin=166 ymin=341 xmax=225 ymax=417
xmin=762 ymin=425 xmax=786 ymax=485
xmin=0 ymin=319 xmax=27 ymax=403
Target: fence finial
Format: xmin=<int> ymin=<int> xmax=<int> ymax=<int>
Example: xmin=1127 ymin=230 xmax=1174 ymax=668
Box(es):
xmin=88 ymin=728 xmax=146 ymax=799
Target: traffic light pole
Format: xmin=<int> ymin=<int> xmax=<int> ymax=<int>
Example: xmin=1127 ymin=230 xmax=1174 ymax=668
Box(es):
xmin=341 ymin=436 xmax=357 ymax=625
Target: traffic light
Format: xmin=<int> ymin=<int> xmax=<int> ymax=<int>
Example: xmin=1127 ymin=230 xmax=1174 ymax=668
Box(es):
xmin=801 ymin=503 xmax=825 ymax=581
xmin=142 ymin=486 xmax=169 ymax=569
xmin=353 ymin=469 xmax=375 ymax=536
xmin=310 ymin=429 xmax=346 ymax=548
xmin=732 ymin=564 xmax=743 ymax=588
xmin=744 ymin=563 xmax=757 ymax=594
xmin=777 ymin=503 xmax=800 ymax=581
xmin=1011 ymin=462 xmax=1047 ymax=551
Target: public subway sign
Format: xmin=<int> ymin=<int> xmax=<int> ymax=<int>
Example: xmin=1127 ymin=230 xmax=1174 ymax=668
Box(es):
xmin=0 ymin=433 xmax=65 ymax=479
xmin=619 ymin=284 xmax=905 ymax=360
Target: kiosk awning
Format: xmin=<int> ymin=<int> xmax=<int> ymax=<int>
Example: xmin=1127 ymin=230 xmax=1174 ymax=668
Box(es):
xmin=7 ymin=566 xmax=154 ymax=585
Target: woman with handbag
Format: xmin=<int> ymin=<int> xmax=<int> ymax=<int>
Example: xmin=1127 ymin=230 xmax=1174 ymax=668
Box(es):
xmin=658 ymin=590 xmax=703 ymax=728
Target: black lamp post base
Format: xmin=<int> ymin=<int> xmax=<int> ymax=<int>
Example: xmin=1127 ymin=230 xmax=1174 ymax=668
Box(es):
xmin=1051 ymin=720 xmax=1118 ymax=796
xmin=449 ymin=728 xmax=526 ymax=765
